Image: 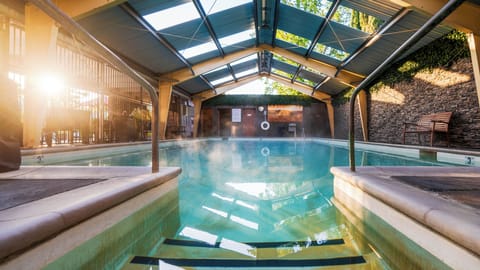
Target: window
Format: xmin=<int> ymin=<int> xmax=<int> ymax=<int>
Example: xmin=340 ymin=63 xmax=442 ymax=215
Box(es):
xmin=201 ymin=0 xmax=251 ymax=15
xmin=276 ymin=29 xmax=311 ymax=49
xmin=144 ymin=2 xmax=200 ymax=31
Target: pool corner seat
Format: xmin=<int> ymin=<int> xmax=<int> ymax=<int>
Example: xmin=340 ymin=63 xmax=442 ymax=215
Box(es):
xmin=331 ymin=166 xmax=480 ymax=270
xmin=0 ymin=166 xmax=181 ymax=267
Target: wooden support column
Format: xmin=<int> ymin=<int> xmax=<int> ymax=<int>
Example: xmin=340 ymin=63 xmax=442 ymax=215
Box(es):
xmin=158 ymin=82 xmax=173 ymax=140
xmin=467 ymin=33 xmax=480 ymax=107
xmin=192 ymin=89 xmax=216 ymax=138
xmin=325 ymin=101 xmax=335 ymax=139
xmin=358 ymin=90 xmax=368 ymax=141
xmin=0 ymin=15 xmax=8 ymax=74
xmin=192 ymin=98 xmax=202 ymax=138
xmin=23 ymin=3 xmax=58 ymax=147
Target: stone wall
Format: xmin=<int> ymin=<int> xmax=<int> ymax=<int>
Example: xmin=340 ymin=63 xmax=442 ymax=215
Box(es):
xmin=334 ymin=58 xmax=480 ymax=149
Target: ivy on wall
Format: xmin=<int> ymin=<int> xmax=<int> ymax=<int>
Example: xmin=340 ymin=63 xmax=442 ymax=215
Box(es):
xmin=203 ymin=94 xmax=321 ymax=107
xmin=334 ymin=30 xmax=470 ymax=104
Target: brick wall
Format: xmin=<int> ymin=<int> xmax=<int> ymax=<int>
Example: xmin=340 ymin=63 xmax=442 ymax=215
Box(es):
xmin=334 ymin=58 xmax=480 ymax=149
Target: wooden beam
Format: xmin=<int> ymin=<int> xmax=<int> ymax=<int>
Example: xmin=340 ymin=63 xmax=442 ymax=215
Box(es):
xmin=467 ymin=33 xmax=480 ymax=107
xmin=56 ymin=0 xmax=127 ymax=19
xmin=192 ymin=75 xmax=259 ymax=103
xmin=192 ymin=98 xmax=202 ymax=138
xmin=162 ymin=45 xmax=364 ymax=88
xmin=162 ymin=47 xmax=259 ymax=83
xmin=158 ymin=82 xmax=172 ymax=140
xmin=391 ymin=0 xmax=480 ymax=34
xmin=267 ymin=74 xmax=332 ymax=102
xmin=23 ymin=3 xmax=59 ymax=147
xmin=358 ymin=90 xmax=368 ymax=141
xmin=260 ymin=44 xmax=364 ymax=86
xmin=325 ymin=101 xmax=335 ymax=139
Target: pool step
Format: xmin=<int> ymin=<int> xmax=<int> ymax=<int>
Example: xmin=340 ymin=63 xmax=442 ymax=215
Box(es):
xmin=124 ymin=238 xmax=377 ymax=269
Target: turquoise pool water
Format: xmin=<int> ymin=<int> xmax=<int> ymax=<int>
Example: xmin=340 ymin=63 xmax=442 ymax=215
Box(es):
xmin=49 ymin=140 xmax=453 ymax=269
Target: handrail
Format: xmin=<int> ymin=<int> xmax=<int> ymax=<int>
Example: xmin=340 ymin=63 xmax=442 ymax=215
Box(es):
xmin=29 ymin=0 xmax=160 ymax=173
xmin=348 ymin=0 xmax=465 ymax=171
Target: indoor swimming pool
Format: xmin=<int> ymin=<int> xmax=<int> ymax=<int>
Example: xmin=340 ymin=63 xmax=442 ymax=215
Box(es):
xmin=34 ymin=139 xmax=467 ymax=269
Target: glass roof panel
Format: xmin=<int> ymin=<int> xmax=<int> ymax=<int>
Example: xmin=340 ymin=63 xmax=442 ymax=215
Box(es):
xmin=231 ymin=54 xmax=257 ymax=66
xmin=314 ymin=43 xmax=349 ymax=61
xmin=332 ymin=5 xmax=384 ymax=34
xmin=236 ymin=67 xmax=258 ymax=78
xmin=272 ymin=53 xmax=299 ymax=67
xmin=281 ymin=0 xmax=332 ymax=17
xmin=219 ymin=29 xmax=255 ymax=48
xmin=304 ymin=66 xmax=326 ymax=76
xmin=180 ymin=40 xmax=218 ymax=59
xmin=295 ymin=77 xmax=316 ymax=87
xmin=271 ymin=68 xmax=293 ymax=79
xmin=211 ymin=74 xmax=234 ymax=86
xmin=276 ymin=29 xmax=311 ymax=49
xmin=205 ymin=65 xmax=227 ymax=75
xmin=144 ymin=2 xmax=200 ymax=31
xmin=201 ymin=0 xmax=251 ymax=15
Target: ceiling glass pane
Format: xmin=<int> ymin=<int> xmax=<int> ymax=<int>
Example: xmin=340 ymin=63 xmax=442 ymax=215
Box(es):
xmin=281 ymin=0 xmax=332 ymax=17
xmin=332 ymin=5 xmax=384 ymax=34
xmin=276 ymin=29 xmax=311 ymax=49
xmin=180 ymin=40 xmax=218 ymax=59
xmin=314 ymin=43 xmax=349 ymax=60
xmin=231 ymin=54 xmax=257 ymax=66
xmin=272 ymin=53 xmax=299 ymax=67
xmin=236 ymin=67 xmax=258 ymax=78
xmin=219 ymin=29 xmax=255 ymax=48
xmin=144 ymin=2 xmax=200 ymax=31
xmin=295 ymin=77 xmax=316 ymax=87
xmin=201 ymin=0 xmax=251 ymax=15
xmin=205 ymin=65 xmax=227 ymax=74
xmin=271 ymin=68 xmax=293 ymax=79
xmin=211 ymin=75 xmax=234 ymax=85
xmin=304 ymin=66 xmax=326 ymax=76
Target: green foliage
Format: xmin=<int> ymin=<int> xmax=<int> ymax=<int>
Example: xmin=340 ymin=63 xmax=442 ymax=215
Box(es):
xmin=335 ymin=30 xmax=470 ymax=104
xmin=264 ymin=81 xmax=305 ymax=95
xmin=203 ymin=94 xmax=321 ymax=107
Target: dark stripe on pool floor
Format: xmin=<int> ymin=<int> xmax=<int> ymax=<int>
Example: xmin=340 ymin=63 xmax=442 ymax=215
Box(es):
xmin=130 ymin=256 xmax=366 ymax=267
xmin=162 ymin=238 xmax=344 ymax=248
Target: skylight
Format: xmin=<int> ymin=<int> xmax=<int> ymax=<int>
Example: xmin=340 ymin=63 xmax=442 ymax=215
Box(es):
xmin=201 ymin=0 xmax=251 ymax=15
xmin=219 ymin=29 xmax=255 ymax=48
xmin=281 ymin=0 xmax=332 ymax=18
xmin=304 ymin=66 xmax=327 ymax=77
xmin=332 ymin=5 xmax=383 ymax=34
xmin=272 ymin=53 xmax=299 ymax=67
xmin=313 ymin=43 xmax=349 ymax=61
xmin=210 ymin=74 xmax=234 ymax=86
xmin=271 ymin=68 xmax=293 ymax=79
xmin=144 ymin=2 xmax=200 ymax=31
xmin=180 ymin=40 xmax=217 ymax=59
xmin=276 ymin=29 xmax=311 ymax=49
xmin=236 ymin=67 xmax=258 ymax=78
xmin=205 ymin=65 xmax=227 ymax=75
xmin=295 ymin=77 xmax=316 ymax=87
xmin=230 ymin=54 xmax=257 ymax=66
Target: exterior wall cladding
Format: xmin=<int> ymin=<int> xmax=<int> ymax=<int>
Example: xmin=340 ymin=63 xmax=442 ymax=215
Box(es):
xmin=334 ymin=58 xmax=480 ymax=149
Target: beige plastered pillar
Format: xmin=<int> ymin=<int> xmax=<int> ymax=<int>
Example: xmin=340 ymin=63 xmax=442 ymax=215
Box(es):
xmin=158 ymin=82 xmax=172 ymax=140
xmin=23 ymin=3 xmax=58 ymax=147
xmin=357 ymin=90 xmax=368 ymax=141
xmin=467 ymin=32 xmax=480 ymax=107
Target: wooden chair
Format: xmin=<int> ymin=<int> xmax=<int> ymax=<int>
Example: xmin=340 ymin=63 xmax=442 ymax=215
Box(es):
xmin=402 ymin=112 xmax=453 ymax=147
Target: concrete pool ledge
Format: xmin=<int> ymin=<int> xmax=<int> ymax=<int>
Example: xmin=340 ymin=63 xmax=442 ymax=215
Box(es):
xmin=0 ymin=166 xmax=181 ymax=264
xmin=331 ymin=166 xmax=480 ymax=269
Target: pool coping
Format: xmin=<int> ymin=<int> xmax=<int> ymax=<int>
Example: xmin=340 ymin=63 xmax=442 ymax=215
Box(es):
xmin=331 ymin=166 xmax=480 ymax=269
xmin=0 ymin=166 xmax=181 ymax=264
